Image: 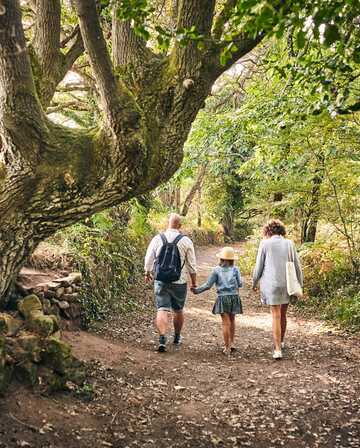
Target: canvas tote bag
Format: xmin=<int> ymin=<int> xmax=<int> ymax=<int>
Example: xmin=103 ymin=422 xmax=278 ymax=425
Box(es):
xmin=286 ymin=240 xmax=303 ymax=298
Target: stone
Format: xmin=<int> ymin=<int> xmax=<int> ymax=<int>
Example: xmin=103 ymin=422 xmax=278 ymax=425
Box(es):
xmin=58 ymin=301 xmax=70 ymax=310
xmin=47 ymin=282 xmax=61 ymax=291
xmin=15 ymin=334 xmax=42 ymax=363
xmin=44 ymin=289 xmax=56 ymax=299
xmin=42 ymin=337 xmax=72 ymax=374
xmin=55 ymin=287 xmax=65 ymax=298
xmin=63 ymin=303 xmax=82 ymax=320
xmin=33 ymin=284 xmax=48 ymax=294
xmin=37 ymin=367 xmax=66 ymax=392
xmin=69 ymin=272 xmax=82 ymax=284
xmin=18 ymin=295 xmax=42 ymax=319
xmin=42 ymin=298 xmax=52 ymax=315
xmin=53 ymin=277 xmax=72 ymax=287
xmin=0 ymin=313 xmax=22 ymax=336
xmin=28 ymin=312 xmax=59 ymax=337
xmin=62 ymin=293 xmax=79 ymax=302
xmin=0 ymin=336 xmax=14 ymax=394
xmin=14 ymin=360 xmax=38 ymax=386
xmin=64 ymin=287 xmax=72 ymax=294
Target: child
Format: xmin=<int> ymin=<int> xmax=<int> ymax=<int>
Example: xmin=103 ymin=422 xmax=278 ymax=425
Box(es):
xmin=191 ymin=247 xmax=243 ymax=355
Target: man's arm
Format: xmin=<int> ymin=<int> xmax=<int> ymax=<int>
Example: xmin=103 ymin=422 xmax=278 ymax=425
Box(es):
xmin=189 ymin=273 xmax=197 ymax=288
xmin=185 ymin=239 xmax=197 ymax=287
xmin=144 ymin=236 xmax=158 ymax=283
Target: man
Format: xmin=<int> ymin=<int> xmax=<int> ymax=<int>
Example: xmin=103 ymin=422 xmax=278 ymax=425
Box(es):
xmin=144 ymin=213 xmax=197 ymax=352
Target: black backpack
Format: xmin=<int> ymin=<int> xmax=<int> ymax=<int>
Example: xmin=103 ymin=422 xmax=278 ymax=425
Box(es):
xmin=154 ymin=233 xmax=184 ymax=283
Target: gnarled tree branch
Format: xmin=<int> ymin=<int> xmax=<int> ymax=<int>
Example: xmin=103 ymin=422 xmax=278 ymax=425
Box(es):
xmin=31 ymin=0 xmax=84 ymax=107
xmin=112 ymin=15 xmax=152 ymax=68
xmin=74 ymin=0 xmax=127 ymax=134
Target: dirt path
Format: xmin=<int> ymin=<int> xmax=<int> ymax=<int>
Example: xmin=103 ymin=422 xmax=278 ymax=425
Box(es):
xmin=1 ymin=244 xmax=360 ymax=448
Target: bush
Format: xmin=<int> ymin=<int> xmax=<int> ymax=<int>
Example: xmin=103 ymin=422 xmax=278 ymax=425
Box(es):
xmin=58 ymin=207 xmax=153 ymax=328
xmin=324 ymin=290 xmax=360 ymax=331
xmin=300 ymin=241 xmax=355 ymax=298
xmin=237 ymin=238 xmax=260 ymax=276
xmin=233 ymin=220 xmax=254 ymax=241
xmin=298 ymin=241 xmax=360 ymax=331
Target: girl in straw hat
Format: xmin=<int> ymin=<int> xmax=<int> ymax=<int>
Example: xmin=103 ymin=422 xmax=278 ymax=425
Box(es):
xmin=191 ymin=247 xmax=243 ymax=355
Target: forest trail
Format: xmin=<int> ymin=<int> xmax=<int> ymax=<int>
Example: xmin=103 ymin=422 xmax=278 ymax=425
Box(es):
xmin=1 ymin=244 xmax=360 ymax=448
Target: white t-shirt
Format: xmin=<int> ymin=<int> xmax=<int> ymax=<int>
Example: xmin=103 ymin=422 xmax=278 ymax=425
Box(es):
xmin=144 ymin=229 xmax=197 ymax=284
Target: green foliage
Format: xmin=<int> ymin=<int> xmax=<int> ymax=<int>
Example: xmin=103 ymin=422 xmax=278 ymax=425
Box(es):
xmin=301 ymin=241 xmax=355 ymax=297
xmin=60 ymin=206 xmax=152 ymax=328
xmin=112 ymin=0 xmax=205 ymax=52
xmin=323 ymin=291 xmax=360 ymax=332
xmin=237 ymin=238 xmax=260 ymax=276
xmin=223 ymin=1 xmax=360 ymax=112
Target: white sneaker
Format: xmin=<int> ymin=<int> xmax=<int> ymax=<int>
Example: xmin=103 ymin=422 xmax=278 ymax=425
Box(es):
xmin=273 ymin=350 xmax=283 ymax=360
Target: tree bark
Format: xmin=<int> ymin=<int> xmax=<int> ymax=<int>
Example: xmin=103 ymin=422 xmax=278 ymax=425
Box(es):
xmin=197 ymin=187 xmax=202 ymax=228
xmin=0 ymin=0 xmax=263 ymax=307
xmin=31 ymin=0 xmax=84 ymax=107
xmin=181 ymin=163 xmax=207 ymax=216
xmin=301 ymin=166 xmax=323 ymax=243
xmin=221 ymin=212 xmax=234 ymax=241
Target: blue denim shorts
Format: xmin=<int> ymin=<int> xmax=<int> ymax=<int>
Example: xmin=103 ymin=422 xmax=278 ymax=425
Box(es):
xmin=154 ymin=281 xmax=187 ymax=312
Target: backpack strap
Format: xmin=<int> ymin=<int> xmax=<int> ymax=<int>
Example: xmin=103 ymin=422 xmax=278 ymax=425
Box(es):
xmin=159 ymin=233 xmax=168 ymax=245
xmin=173 ymin=234 xmax=184 ymax=245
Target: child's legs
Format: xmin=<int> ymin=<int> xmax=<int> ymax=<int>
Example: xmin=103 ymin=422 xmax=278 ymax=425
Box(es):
xmin=270 ymin=305 xmax=281 ymax=351
xmin=220 ymin=313 xmax=231 ymax=349
xmin=280 ymin=304 xmax=288 ymax=342
xmin=229 ymin=313 xmax=236 ymax=345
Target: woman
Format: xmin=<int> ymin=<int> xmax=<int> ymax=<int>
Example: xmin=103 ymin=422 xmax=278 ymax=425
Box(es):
xmin=252 ymin=219 xmax=303 ymax=359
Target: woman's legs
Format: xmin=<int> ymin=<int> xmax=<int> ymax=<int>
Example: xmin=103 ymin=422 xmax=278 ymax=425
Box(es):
xmin=220 ymin=313 xmax=231 ymax=352
xmin=229 ymin=313 xmax=236 ymax=347
xmin=271 ymin=305 xmax=282 ymax=351
xmin=280 ymin=304 xmax=289 ymax=343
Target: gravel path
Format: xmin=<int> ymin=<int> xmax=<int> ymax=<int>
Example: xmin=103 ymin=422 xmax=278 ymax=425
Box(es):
xmin=1 ymin=244 xmax=360 ymax=448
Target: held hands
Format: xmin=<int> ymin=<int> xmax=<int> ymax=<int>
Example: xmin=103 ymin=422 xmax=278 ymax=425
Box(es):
xmin=144 ymin=272 xmax=152 ymax=284
xmin=190 ymin=284 xmax=198 ymax=294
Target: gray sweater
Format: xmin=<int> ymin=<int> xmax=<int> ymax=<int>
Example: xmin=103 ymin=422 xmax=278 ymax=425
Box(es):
xmin=252 ymin=236 xmax=303 ymax=305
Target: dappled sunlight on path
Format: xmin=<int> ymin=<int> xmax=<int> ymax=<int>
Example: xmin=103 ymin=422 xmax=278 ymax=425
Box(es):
xmin=1 ymin=244 xmax=360 ymax=448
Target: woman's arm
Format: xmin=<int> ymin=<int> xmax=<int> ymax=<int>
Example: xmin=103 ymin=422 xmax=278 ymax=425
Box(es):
xmin=193 ymin=270 xmax=218 ymax=294
xmin=252 ymin=241 xmax=266 ymax=288
xmin=292 ymin=242 xmax=304 ymax=286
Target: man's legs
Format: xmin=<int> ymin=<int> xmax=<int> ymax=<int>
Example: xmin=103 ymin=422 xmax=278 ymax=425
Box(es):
xmin=154 ymin=281 xmax=172 ymax=352
xmin=170 ymin=283 xmax=187 ymax=345
xmin=173 ymin=310 xmax=184 ymax=341
xmin=156 ymin=309 xmax=170 ymax=335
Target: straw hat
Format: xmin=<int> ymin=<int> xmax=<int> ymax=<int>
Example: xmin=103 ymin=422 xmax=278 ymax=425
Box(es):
xmin=216 ymin=246 xmax=238 ymax=260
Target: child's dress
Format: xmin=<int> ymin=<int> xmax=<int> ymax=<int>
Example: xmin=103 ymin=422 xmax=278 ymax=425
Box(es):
xmin=194 ymin=266 xmax=243 ymax=314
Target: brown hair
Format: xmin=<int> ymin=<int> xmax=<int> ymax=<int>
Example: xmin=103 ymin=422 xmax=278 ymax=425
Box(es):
xmin=263 ymin=219 xmax=286 ymax=238
xmin=220 ymin=259 xmax=234 ymax=267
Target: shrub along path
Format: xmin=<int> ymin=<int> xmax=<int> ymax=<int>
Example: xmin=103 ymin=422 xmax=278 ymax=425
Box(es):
xmin=1 ymin=244 xmax=360 ymax=448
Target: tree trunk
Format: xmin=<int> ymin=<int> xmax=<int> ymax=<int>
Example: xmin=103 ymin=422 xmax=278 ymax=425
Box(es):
xmin=197 ymin=187 xmax=202 ymax=228
xmin=181 ymin=164 xmax=207 ymax=216
xmin=221 ymin=211 xmax=234 ymax=241
xmin=175 ymin=187 xmax=181 ymax=213
xmin=301 ymin=167 xmax=323 ymax=243
xmin=0 ymin=0 xmax=262 ymax=307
